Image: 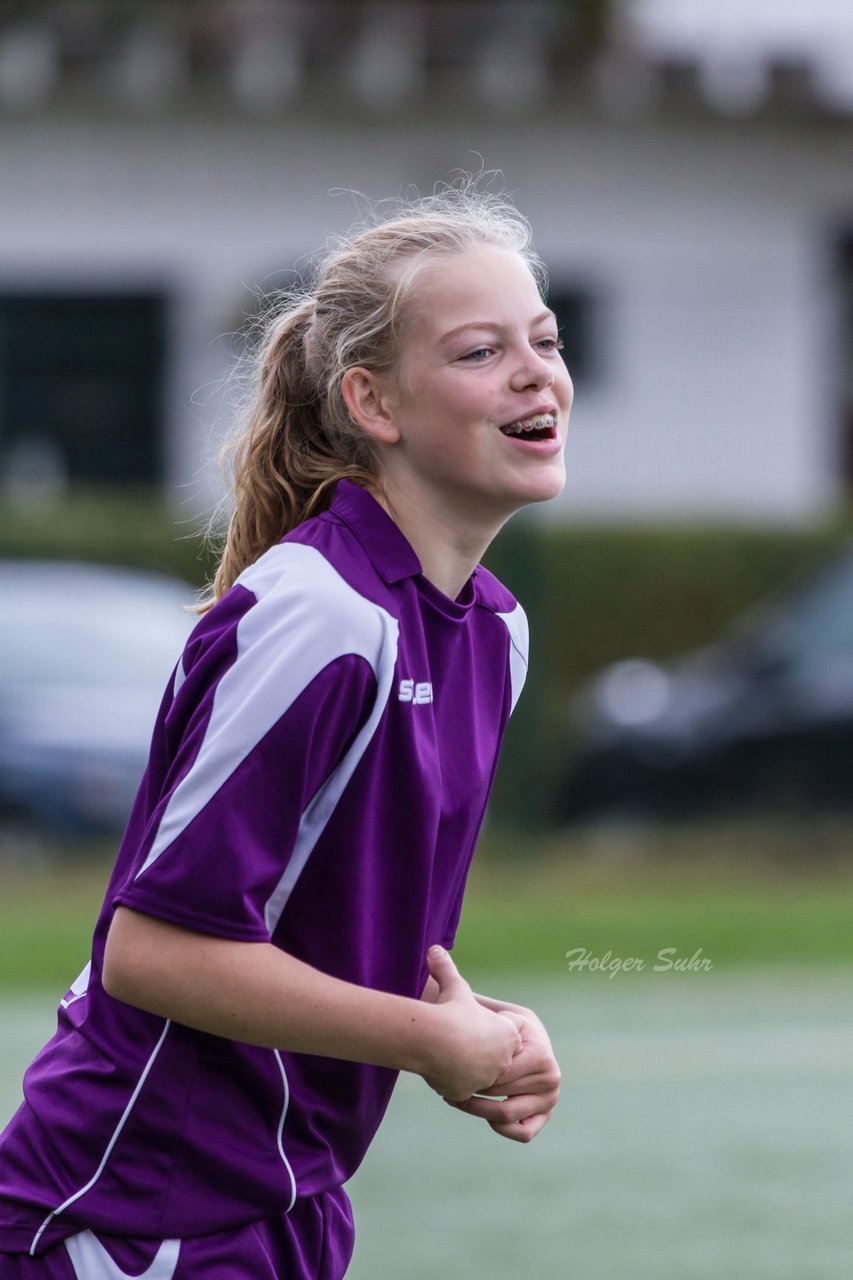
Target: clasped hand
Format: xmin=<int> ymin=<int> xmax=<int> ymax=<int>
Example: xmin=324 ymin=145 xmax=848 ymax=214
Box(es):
xmin=423 ymin=945 xmax=561 ymax=1144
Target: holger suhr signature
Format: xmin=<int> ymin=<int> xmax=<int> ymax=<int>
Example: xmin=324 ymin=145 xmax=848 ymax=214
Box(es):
xmin=564 ymin=947 xmax=713 ymax=978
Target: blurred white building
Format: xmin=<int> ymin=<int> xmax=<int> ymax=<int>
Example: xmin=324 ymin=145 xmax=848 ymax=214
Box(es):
xmin=1 ymin=0 xmax=853 ymax=523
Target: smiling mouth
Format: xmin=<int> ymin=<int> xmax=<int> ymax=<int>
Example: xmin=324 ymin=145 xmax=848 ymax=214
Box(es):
xmin=499 ymin=414 xmax=558 ymax=441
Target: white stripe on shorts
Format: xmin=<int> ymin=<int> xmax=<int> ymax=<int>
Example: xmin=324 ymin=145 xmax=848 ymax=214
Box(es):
xmin=64 ymin=1231 xmax=180 ymax=1280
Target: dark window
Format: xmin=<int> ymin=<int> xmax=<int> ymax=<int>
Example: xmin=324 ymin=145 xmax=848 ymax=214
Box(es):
xmin=546 ymin=284 xmax=597 ymax=388
xmin=0 ymin=291 xmax=167 ymax=486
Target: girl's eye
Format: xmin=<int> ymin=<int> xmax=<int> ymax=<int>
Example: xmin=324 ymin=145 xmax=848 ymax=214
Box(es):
xmin=535 ymin=336 xmax=565 ymax=353
xmin=459 ymin=347 xmax=494 ymax=362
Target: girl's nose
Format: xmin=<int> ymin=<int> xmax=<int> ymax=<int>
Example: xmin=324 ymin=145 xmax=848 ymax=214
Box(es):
xmin=510 ymin=350 xmax=555 ymax=391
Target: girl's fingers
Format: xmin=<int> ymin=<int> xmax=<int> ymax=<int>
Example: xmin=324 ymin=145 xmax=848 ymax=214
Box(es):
xmin=447 ymin=1091 xmax=557 ymax=1126
xmin=487 ymin=1069 xmax=556 ymax=1095
xmin=488 ymin=1112 xmax=552 ymax=1143
xmin=489 ymin=1053 xmax=562 ymax=1094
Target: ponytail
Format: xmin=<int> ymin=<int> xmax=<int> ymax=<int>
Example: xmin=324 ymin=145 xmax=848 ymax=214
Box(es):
xmin=199 ymin=298 xmax=377 ymax=610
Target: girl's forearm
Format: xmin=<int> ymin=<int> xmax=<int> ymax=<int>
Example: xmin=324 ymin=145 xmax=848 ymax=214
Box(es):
xmin=103 ymin=906 xmax=443 ymax=1078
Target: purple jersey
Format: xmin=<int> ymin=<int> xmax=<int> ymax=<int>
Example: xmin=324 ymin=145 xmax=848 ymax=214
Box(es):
xmin=0 ymin=480 xmax=528 ymax=1269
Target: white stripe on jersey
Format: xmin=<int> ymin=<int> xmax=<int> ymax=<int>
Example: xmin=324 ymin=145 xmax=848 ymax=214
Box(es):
xmin=135 ymin=543 xmax=399 ymax=886
xmin=263 ymin=589 xmax=398 ymax=934
xmin=59 ymin=961 xmax=91 ymax=1009
xmin=496 ymin=605 xmax=529 ymax=714
xmin=171 ymin=651 xmax=187 ymax=698
xmin=30 ymin=1022 xmax=173 ymax=1256
xmin=273 ymin=1050 xmax=297 ymax=1213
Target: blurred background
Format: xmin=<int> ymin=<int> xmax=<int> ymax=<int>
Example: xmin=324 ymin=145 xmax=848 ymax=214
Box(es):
xmin=0 ymin=2 xmax=852 ymax=1278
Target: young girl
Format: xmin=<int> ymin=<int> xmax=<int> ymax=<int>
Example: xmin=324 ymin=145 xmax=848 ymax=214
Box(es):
xmin=0 ymin=185 xmax=569 ymax=1279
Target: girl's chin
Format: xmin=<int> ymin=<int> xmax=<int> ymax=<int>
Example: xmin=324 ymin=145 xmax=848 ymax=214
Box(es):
xmin=511 ymin=469 xmax=567 ymax=507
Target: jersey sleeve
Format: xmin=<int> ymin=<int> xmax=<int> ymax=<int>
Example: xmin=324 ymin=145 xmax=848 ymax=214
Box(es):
xmin=441 ymin=880 xmax=466 ymax=951
xmin=113 ymin=543 xmax=397 ymax=943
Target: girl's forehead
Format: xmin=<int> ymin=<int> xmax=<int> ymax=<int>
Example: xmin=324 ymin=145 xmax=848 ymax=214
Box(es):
xmin=404 ymin=245 xmax=541 ymax=335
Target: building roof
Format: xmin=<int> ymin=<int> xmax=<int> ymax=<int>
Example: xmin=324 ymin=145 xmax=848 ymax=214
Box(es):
xmin=630 ymin=0 xmax=853 ymax=114
xmin=2 ymin=0 xmax=853 ymax=120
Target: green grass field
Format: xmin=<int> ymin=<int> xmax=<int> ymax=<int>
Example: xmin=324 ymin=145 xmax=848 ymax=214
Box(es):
xmin=2 ymin=824 xmax=851 ymax=991
xmin=1 ymin=970 xmax=850 ymax=1280
xmin=1 ymin=828 xmax=851 ymax=1280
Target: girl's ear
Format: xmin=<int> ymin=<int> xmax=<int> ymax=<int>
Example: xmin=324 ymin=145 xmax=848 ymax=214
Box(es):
xmin=341 ymin=368 xmax=401 ymax=446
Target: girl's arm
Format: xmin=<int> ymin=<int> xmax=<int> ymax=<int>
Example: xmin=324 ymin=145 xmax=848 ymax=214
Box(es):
xmin=102 ymin=907 xmax=519 ymax=1104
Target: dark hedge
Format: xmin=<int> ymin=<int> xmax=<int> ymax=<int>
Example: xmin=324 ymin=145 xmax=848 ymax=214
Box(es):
xmin=4 ymin=488 xmax=851 ymax=830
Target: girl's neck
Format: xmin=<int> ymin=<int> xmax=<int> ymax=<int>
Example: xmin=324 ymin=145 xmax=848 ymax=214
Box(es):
xmin=372 ymin=480 xmax=506 ymax=601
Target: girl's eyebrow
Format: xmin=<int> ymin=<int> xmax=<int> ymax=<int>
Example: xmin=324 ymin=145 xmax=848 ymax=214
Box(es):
xmin=438 ymin=308 xmax=557 ymax=345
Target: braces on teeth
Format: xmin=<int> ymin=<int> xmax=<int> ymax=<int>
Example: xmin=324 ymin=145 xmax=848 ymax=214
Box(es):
xmin=503 ymin=415 xmax=557 ymax=435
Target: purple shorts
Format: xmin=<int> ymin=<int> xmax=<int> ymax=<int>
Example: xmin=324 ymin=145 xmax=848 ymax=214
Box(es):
xmin=0 ymin=1191 xmax=354 ymax=1280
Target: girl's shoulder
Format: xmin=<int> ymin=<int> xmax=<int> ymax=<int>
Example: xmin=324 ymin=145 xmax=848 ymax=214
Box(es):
xmin=224 ymin=538 xmax=397 ymax=668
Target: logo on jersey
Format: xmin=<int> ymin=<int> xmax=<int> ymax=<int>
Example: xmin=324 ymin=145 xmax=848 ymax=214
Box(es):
xmin=398 ymin=679 xmax=433 ymax=705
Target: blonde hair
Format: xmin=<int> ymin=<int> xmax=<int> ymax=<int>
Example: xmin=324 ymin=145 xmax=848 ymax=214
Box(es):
xmin=202 ymin=183 xmax=544 ymax=610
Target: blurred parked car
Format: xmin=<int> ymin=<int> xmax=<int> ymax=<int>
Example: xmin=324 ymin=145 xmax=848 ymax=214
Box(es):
xmin=558 ymin=547 xmax=853 ymax=823
xmin=0 ymin=561 xmax=194 ymax=841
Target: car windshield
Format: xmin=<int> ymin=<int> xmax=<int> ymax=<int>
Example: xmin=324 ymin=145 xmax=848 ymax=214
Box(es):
xmin=750 ymin=553 xmax=853 ymax=664
xmin=1 ymin=571 xmax=193 ymax=692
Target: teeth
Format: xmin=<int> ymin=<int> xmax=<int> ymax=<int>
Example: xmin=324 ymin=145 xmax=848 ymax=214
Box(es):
xmin=502 ymin=415 xmax=557 ymax=436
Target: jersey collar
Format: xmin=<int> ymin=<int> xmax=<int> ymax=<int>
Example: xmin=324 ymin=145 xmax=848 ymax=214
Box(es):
xmin=330 ymin=479 xmax=423 ymax=584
